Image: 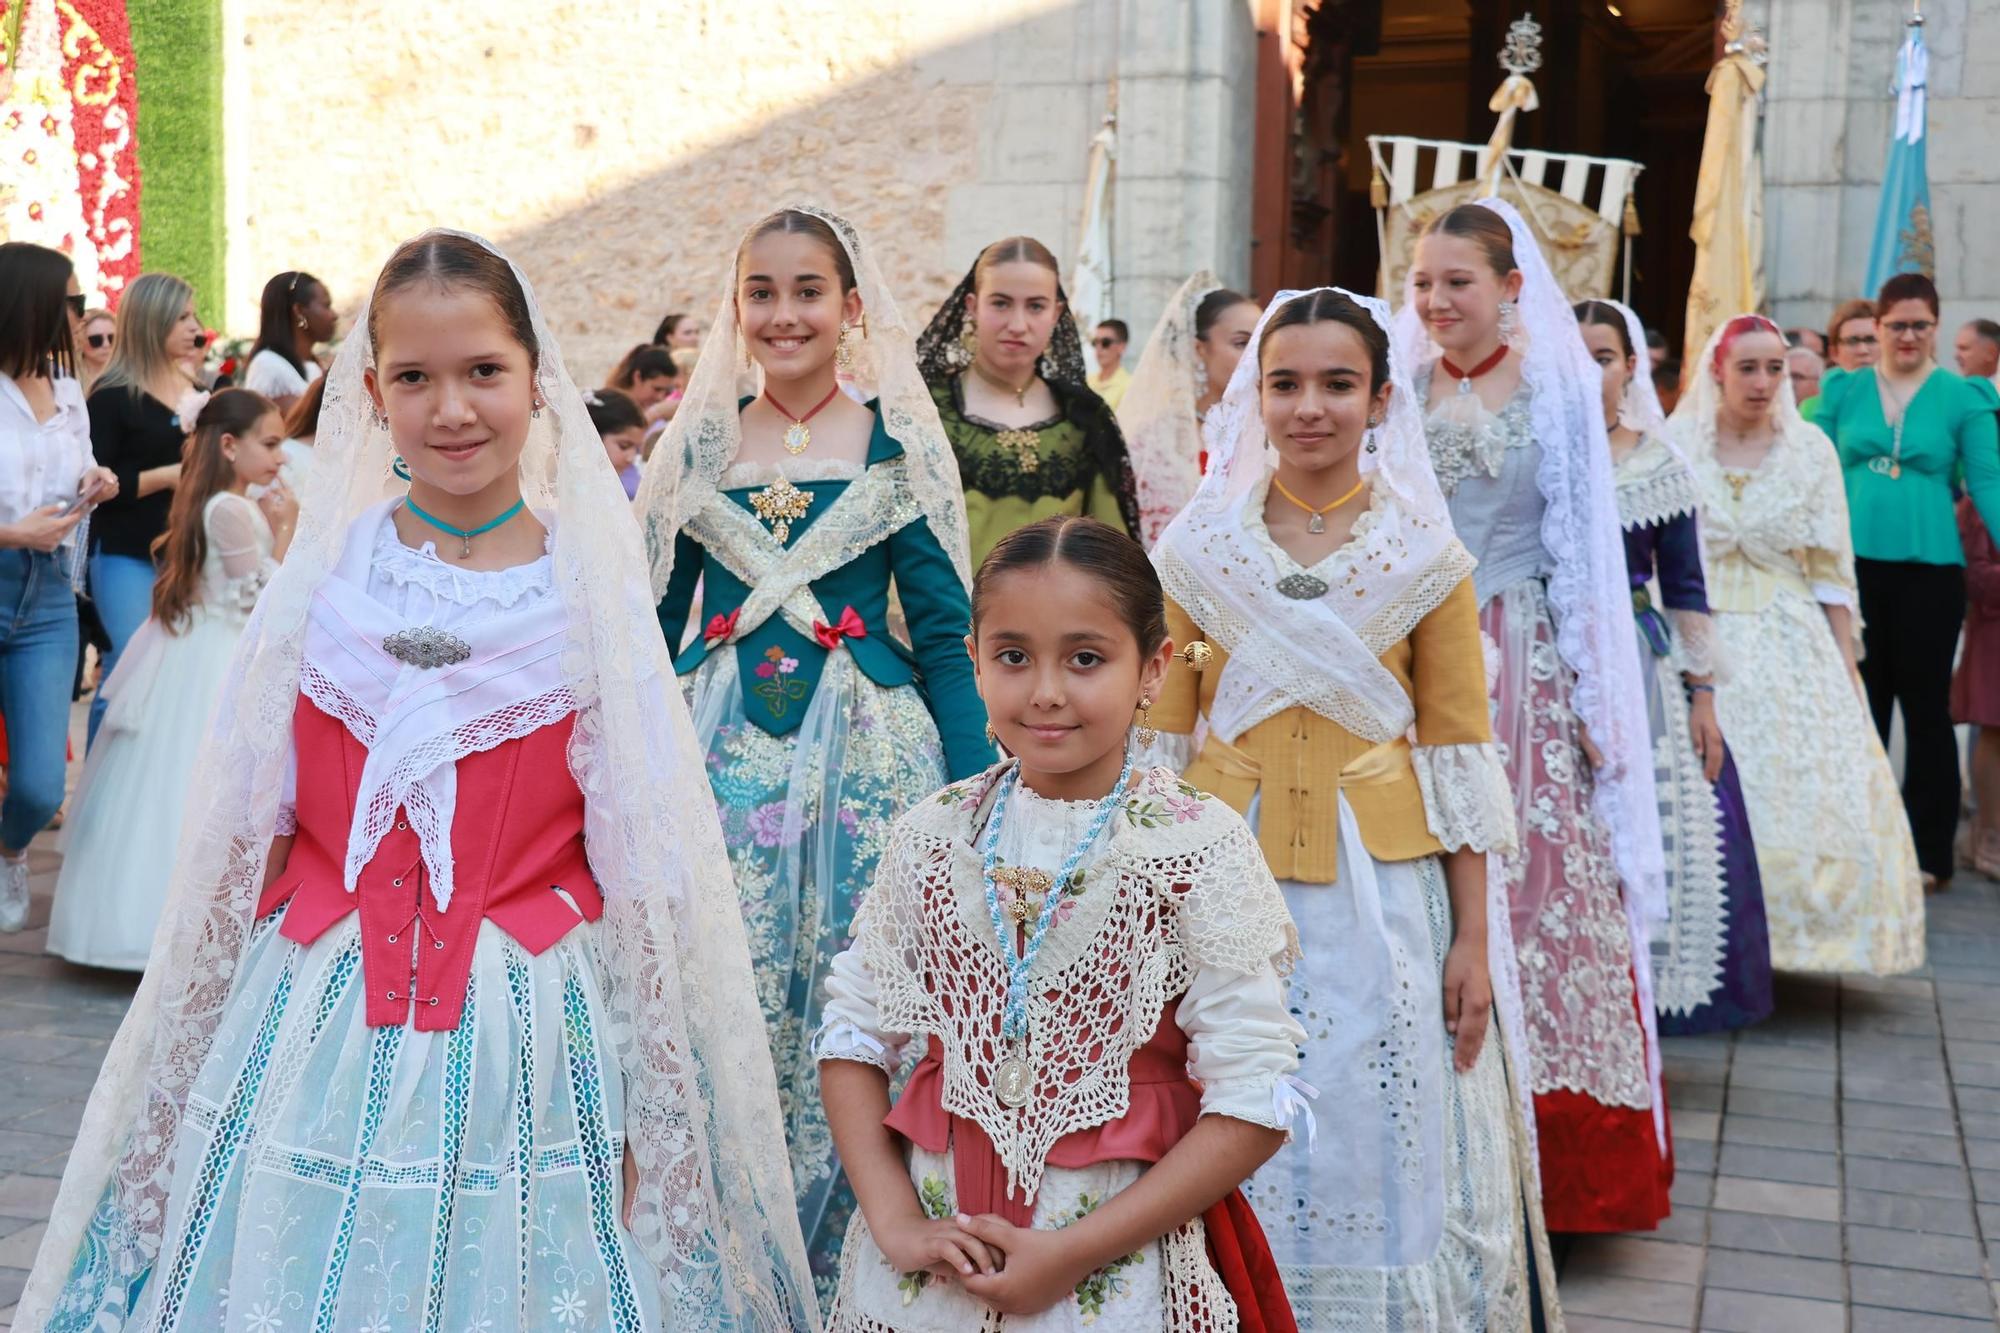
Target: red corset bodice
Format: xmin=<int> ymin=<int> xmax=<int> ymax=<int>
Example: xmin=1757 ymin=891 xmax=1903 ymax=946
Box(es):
xmin=256 ymin=694 xmax=602 ymax=1031
xmin=885 ymin=1005 xmax=1199 ymax=1227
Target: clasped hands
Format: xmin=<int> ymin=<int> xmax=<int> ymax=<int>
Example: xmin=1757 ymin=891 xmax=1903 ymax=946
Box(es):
xmin=876 ymin=1209 xmax=1094 ymax=1317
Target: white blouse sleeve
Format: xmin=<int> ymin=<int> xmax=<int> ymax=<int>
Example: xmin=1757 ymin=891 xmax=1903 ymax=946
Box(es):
xmin=1411 ymin=742 xmax=1519 ymax=855
xmin=274 ymin=744 xmax=299 ymax=835
xmin=811 ymin=943 xmax=911 ymax=1074
xmin=1177 ymin=958 xmax=1315 ymax=1140
xmin=206 ymin=494 xmax=278 ymax=615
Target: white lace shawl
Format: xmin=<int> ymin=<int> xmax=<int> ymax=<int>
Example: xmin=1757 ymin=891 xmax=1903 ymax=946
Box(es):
xmin=638 ymin=203 xmax=972 ymax=599
xmin=1394 ymin=198 xmax=1666 ymax=927
xmin=852 ymin=764 xmax=1299 ymax=1206
xmin=1117 ymin=270 xmax=1222 ymax=545
xmin=1614 ymin=433 xmax=1701 ymax=532
xmin=21 ymin=232 xmax=816 ymax=1330
xmin=1667 ymin=320 xmax=1860 ymax=613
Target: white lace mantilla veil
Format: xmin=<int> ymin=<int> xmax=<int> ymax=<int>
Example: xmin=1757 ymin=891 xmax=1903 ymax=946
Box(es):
xmin=1396 ymin=200 xmax=1668 ymax=1145
xmin=1607 ymin=299 xmax=1670 ymax=440
xmin=1666 ymin=317 xmax=1859 ymax=624
xmin=637 ymin=203 xmax=973 ymax=598
xmin=1117 ymin=270 xmax=1222 ymax=545
xmin=21 ymin=231 xmax=817 ymax=1330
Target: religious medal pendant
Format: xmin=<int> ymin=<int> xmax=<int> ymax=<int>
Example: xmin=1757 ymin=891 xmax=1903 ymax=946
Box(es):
xmin=750 ymin=475 xmax=813 ymax=544
xmin=995 ymin=1040 xmax=1034 ymax=1110
xmin=783 ymin=420 xmax=811 ymax=456
xmin=1890 ymin=462 xmax=1901 ymax=480
xmin=1724 ymin=471 xmax=1749 ymax=502
xmin=1307 ymin=512 xmax=1327 ymax=535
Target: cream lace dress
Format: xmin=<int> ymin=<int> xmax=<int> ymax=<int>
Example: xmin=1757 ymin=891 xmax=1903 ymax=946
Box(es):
xmin=814 ymin=765 xmax=1307 ymax=1331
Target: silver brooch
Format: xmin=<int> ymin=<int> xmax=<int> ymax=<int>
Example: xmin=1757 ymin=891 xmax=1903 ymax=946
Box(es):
xmin=383 ymin=627 xmax=473 ymax=669
xmin=1275 ymin=573 xmax=1331 ymax=601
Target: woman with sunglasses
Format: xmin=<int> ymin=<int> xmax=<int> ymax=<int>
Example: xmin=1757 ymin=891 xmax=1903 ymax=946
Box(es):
xmin=76 ymin=310 xmax=115 ymax=393
xmin=84 ymin=272 xmax=205 ymax=748
xmin=0 ymin=243 xmax=119 ymax=930
xmin=1815 ymin=272 xmax=2000 ymax=891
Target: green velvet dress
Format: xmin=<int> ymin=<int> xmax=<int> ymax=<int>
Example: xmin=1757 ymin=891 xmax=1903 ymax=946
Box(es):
xmin=656 ymin=402 xmax=993 ymax=1297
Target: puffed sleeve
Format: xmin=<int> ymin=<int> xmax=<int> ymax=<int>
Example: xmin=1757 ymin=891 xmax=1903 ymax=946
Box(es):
xmin=205 ymin=493 xmax=278 ymax=617
xmin=1954 ymin=376 xmax=2000 ymax=543
xmin=1177 ymin=961 xmax=1313 ymax=1137
xmin=810 ymin=942 xmax=910 ymax=1074
xmin=1408 ymin=578 xmax=1517 ymax=854
xmin=886 ymin=513 xmax=995 ymax=780
xmin=652 ymin=530 xmax=704 ymax=653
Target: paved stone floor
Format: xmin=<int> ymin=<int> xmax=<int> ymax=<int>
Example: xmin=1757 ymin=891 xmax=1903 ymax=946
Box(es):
xmin=1 ymin=701 xmax=1997 ymax=1330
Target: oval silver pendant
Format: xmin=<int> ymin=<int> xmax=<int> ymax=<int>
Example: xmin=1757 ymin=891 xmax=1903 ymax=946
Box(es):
xmin=1275 ymin=573 xmax=1331 ymax=601
xmin=994 ymin=1054 xmax=1034 ymax=1108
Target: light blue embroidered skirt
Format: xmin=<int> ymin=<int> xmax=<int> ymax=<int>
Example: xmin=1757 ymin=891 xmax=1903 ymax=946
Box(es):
xmin=49 ymin=912 xmax=662 ymax=1333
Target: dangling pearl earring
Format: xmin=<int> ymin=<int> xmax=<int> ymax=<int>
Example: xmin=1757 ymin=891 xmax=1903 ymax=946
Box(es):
xmin=1135 ymin=696 xmax=1157 ymax=748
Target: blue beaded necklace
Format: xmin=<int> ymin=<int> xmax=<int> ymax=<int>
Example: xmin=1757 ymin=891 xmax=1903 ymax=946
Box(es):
xmin=402 ymin=495 xmax=526 ymax=558
xmin=978 ymin=754 xmax=1133 ymax=1108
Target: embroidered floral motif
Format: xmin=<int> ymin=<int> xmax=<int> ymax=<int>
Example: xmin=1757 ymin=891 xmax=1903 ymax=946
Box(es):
xmin=751 ymin=645 xmax=809 ymax=717
xmin=895 ymin=1174 xmax=957 ymax=1305
xmin=1125 ymin=776 xmax=1206 ymax=829
xmin=1053 ymin=1192 xmax=1146 ymax=1319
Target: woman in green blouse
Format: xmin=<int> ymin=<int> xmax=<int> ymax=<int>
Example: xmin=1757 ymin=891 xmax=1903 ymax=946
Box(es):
xmin=1815 ymin=272 xmax=2000 ymax=887
xmin=916 ymin=237 xmax=1140 ymax=564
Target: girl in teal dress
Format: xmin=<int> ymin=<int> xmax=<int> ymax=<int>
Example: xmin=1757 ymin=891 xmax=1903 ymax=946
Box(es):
xmin=637 ymin=206 xmax=993 ymax=1296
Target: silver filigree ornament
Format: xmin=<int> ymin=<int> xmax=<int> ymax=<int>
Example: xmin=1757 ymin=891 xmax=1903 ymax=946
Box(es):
xmin=1275 ymin=573 xmax=1331 ymax=601
xmin=382 ymin=626 xmax=474 ymax=669
xmin=1499 ymin=15 xmax=1544 ymax=78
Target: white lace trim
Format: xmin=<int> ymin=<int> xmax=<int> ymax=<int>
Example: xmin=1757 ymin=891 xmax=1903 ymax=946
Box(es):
xmin=1614 ymin=434 xmax=1702 ymax=531
xmin=1412 ymin=742 xmax=1518 ymax=854
xmin=368 ymin=517 xmax=556 ymax=609
xmin=1669 ymin=608 xmax=1721 ymax=680
xmin=861 ymin=765 xmax=1297 ymax=1204
xmin=720 ymin=456 xmax=864 ymax=488
xmin=810 ymin=1020 xmax=890 ymax=1071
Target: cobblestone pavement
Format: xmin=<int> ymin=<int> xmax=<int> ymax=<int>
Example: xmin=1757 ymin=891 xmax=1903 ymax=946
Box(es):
xmin=3 ymin=703 xmax=1998 ymax=1329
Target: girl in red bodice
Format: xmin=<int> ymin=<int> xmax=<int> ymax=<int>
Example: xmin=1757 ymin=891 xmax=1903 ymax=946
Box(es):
xmin=24 ymin=232 xmax=813 ymax=1332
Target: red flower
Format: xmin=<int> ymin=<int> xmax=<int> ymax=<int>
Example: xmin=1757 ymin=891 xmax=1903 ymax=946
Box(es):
xmin=704 ymin=608 xmax=740 ymax=644
xmin=755 ymin=661 xmax=777 ymax=679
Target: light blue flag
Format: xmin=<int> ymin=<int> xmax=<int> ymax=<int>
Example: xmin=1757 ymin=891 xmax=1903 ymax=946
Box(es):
xmin=1864 ymin=14 xmax=1935 ymax=293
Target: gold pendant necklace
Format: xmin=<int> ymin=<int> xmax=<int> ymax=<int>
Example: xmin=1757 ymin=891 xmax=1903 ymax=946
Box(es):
xmin=971 ymin=359 xmax=1035 ymax=407
xmin=763 ymin=382 xmax=843 ymax=457
xmin=1271 ymin=474 xmax=1366 ymax=534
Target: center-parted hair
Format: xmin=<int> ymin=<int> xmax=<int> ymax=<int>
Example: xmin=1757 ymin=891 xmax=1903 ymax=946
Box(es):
xmin=1418 ymin=204 xmax=1519 ymax=278
xmin=972 ymin=515 xmax=1167 ymax=654
xmin=739 ymin=209 xmax=857 ymax=293
xmin=367 ymin=233 xmax=538 ymax=369
xmin=1573 ymin=300 xmax=1635 ymax=360
xmin=1255 ymin=289 xmax=1391 ymax=392
xmin=972 ymin=236 xmax=1062 ymax=292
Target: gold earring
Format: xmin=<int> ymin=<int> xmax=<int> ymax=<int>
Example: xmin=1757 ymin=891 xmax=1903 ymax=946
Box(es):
xmin=984 ymin=720 xmax=999 ymax=747
xmin=958 ymin=315 xmax=980 ymax=358
xmin=1135 ymin=695 xmax=1157 ymax=748
xmin=836 ymin=320 xmax=855 ymax=373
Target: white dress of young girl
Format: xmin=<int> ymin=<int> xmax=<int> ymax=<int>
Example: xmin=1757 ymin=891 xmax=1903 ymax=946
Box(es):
xmin=48 ymin=492 xmax=275 ymax=970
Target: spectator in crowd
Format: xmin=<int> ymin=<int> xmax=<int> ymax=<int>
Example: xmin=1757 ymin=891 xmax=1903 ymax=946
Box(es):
xmin=1827 ymin=298 xmax=1880 ymax=371
xmin=1786 ymin=326 xmax=1829 ymax=359
xmin=584 ymin=387 xmax=647 ymax=499
xmin=242 ymin=270 xmax=335 ymax=411
xmin=607 ymin=342 xmax=682 ymax=428
xmin=1653 ymin=357 xmax=1683 ymax=414
xmin=1646 ymin=325 xmax=1668 ymax=369
xmin=1787 ymin=344 xmax=1824 ymax=407
xmin=652 ymin=310 xmax=704 ymax=349
xmin=1087 ymin=318 xmax=1132 ymax=408
xmin=1956 ymin=318 xmax=2000 ymax=384
xmin=0 ymin=243 xmax=118 ymax=928
xmin=85 ymin=272 xmax=205 ymax=747
xmin=76 ymin=309 xmax=114 ymax=393
xmin=1814 ymin=272 xmax=2000 ymax=891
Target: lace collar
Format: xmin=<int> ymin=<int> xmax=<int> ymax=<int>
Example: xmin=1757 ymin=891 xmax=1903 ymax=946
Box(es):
xmin=1416 ymin=369 xmax=1536 ymax=496
xmin=1612 ymin=433 xmax=1701 ymax=531
xmin=1240 ymin=468 xmax=1390 ymax=586
xmin=368 ymin=512 xmax=556 ymax=611
xmin=721 ymin=456 xmax=865 ymax=489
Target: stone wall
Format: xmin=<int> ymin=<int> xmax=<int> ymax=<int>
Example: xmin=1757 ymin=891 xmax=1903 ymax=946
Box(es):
xmin=1758 ymin=0 xmax=2000 ymax=336
xmin=220 ymin=0 xmax=1256 ymax=381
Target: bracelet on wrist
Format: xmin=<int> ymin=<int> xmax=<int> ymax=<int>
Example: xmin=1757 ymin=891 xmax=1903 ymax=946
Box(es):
xmin=1685 ymin=683 xmax=1716 ymax=696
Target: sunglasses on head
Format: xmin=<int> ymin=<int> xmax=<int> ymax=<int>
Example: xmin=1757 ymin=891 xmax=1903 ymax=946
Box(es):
xmin=86 ymin=333 xmax=113 ymax=349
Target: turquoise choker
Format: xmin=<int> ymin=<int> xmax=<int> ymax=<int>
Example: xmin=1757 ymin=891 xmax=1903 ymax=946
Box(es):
xmin=403 ymin=495 xmax=526 ymax=558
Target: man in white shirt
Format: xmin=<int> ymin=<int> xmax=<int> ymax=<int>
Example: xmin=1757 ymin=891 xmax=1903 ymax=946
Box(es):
xmin=1955 ymin=319 xmax=2000 ymax=387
